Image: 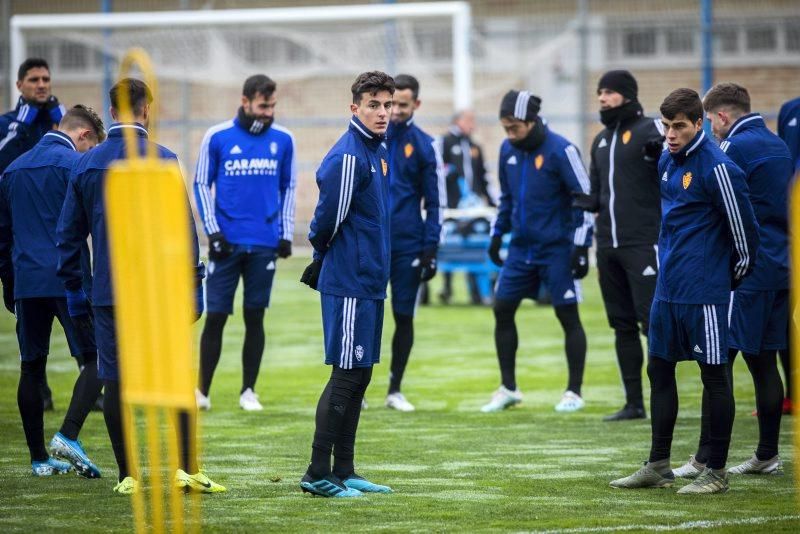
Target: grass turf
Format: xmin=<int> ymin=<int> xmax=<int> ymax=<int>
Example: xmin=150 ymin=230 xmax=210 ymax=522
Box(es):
xmin=0 ymin=256 xmax=797 ymax=532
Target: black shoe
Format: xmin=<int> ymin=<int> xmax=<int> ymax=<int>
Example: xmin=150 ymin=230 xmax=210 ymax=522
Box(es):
xmin=603 ymin=404 xmax=646 ymax=421
xmin=92 ymin=393 xmax=104 ymax=412
xmin=42 ymin=396 xmax=54 ymax=412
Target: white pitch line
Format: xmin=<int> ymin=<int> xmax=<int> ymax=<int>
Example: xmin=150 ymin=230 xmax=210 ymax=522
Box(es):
xmin=527 ymin=514 xmax=800 ymax=534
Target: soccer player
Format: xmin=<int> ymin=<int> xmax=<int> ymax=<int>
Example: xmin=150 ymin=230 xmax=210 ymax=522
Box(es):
xmin=193 ymin=75 xmax=296 ymax=412
xmin=671 ymin=83 xmax=792 ymax=479
xmin=482 ymin=90 xmax=594 ymax=414
xmin=578 ymin=70 xmax=664 ymax=421
xmin=0 ymin=105 xmax=104 ymax=477
xmin=384 ymin=74 xmax=443 ymax=412
xmin=610 ymin=88 xmax=759 ymax=494
xmin=56 ymin=78 xmax=225 ymax=495
xmin=299 ymin=71 xmax=395 ymax=497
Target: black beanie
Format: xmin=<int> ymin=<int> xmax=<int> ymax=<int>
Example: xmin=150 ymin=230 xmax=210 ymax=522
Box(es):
xmin=597 ymin=70 xmax=638 ymax=101
xmin=499 ymin=90 xmax=542 ymax=121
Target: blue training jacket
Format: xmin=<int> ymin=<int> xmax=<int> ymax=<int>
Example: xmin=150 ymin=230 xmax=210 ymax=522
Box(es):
xmin=386 ymin=116 xmax=443 ymax=255
xmin=656 ymin=130 xmax=759 ymax=305
xmin=57 ymin=123 xmax=204 ymax=307
xmin=0 ymin=131 xmax=91 ymax=298
xmin=777 ymin=97 xmax=800 ymax=173
xmin=193 ymin=117 xmax=296 ymax=247
xmin=719 ymin=113 xmax=792 ymax=291
xmin=308 ymin=116 xmax=391 ymax=300
xmin=492 ymin=124 xmax=594 ymax=262
xmin=0 ymin=97 xmax=66 ymax=174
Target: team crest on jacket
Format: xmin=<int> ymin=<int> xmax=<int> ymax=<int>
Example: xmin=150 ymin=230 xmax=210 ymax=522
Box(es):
xmin=404 ymin=143 xmax=414 ymax=158
xmin=682 ymin=172 xmax=692 ymax=189
xmin=381 ymin=159 xmax=388 ymax=176
xmin=622 ymin=130 xmax=632 ymax=144
xmin=270 ymin=142 xmax=278 ymax=155
xmin=535 ymin=154 xmax=544 ymax=170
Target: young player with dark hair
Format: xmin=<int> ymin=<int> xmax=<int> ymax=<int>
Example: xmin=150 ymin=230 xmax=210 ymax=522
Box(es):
xmin=194 ymin=74 xmax=296 ymax=412
xmin=0 ymin=105 xmax=104 ymax=477
xmin=482 ymin=90 xmax=594 ymax=413
xmin=299 ymin=71 xmax=395 ymax=497
xmin=384 ymin=73 xmax=443 ymax=412
xmin=57 ymin=78 xmax=225 ymax=495
xmin=671 ymin=83 xmax=792 ymax=479
xmin=611 ymin=88 xmax=759 ymax=494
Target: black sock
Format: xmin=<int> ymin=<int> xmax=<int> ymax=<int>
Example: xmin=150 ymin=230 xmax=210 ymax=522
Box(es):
xmin=103 ymin=380 xmax=132 ymax=481
xmin=178 ymin=409 xmax=199 ymax=474
xmin=242 ymin=308 xmax=265 ymax=393
xmin=308 ymin=376 xmax=345 ymax=479
xmin=698 ymin=361 xmax=735 ymax=470
xmin=494 ymin=299 xmax=520 ymax=391
xmin=647 ymin=357 xmax=678 ymax=463
xmin=614 ymin=328 xmax=644 ymax=407
xmin=555 ymin=304 xmax=586 ymax=396
xmin=39 ymin=371 xmax=52 ymax=405
xmin=19 ymin=357 xmax=48 ymax=462
xmin=59 ymin=352 xmax=102 ymax=440
xmin=779 ymin=348 xmax=791 ymax=399
xmin=333 ymin=367 xmax=373 ymax=479
xmin=389 ymin=311 xmax=413 ymax=394
xmin=744 ymin=351 xmax=783 ymax=460
xmin=199 ymin=312 xmax=228 ymax=395
xmin=696 ymin=351 xmax=735 ymax=464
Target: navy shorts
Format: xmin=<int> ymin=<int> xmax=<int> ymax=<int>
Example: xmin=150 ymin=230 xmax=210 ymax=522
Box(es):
xmin=390 ymin=251 xmax=422 ymax=316
xmin=15 ymin=298 xmax=96 ymax=362
xmin=321 ymin=294 xmax=384 ymax=369
xmin=729 ymin=289 xmax=788 ymax=355
xmin=94 ymin=306 xmax=119 ymax=381
xmin=494 ymin=251 xmax=580 ymax=306
xmin=206 ymin=245 xmax=277 ymax=314
xmin=648 ymin=299 xmax=729 ymax=364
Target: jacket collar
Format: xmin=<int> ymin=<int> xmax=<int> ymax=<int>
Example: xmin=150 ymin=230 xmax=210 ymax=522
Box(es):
xmin=670 ymin=129 xmax=706 ymax=164
xmin=41 ymin=130 xmax=77 ymax=151
xmin=107 ymin=123 xmax=148 ymax=139
xmin=725 ymin=113 xmax=764 ymax=139
xmin=349 ymin=115 xmax=384 ymax=149
xmin=387 ymin=115 xmax=414 ymax=140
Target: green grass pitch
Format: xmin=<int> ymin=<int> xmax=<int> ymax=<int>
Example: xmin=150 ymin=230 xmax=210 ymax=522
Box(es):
xmin=0 ymin=257 xmax=797 ymax=532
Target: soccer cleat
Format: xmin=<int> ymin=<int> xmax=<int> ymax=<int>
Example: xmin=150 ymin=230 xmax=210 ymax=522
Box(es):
xmin=300 ymin=473 xmax=363 ymax=498
xmin=480 ymin=386 xmax=523 ymax=413
xmin=603 ymin=404 xmax=646 ymax=422
xmin=609 ymin=461 xmax=674 ymax=489
xmin=195 ymin=389 xmax=211 ymax=411
xmin=672 ymin=455 xmax=706 ymax=479
xmin=175 ymin=469 xmax=227 ymax=493
xmin=385 ymin=392 xmax=415 ymax=412
xmin=676 ymin=467 xmax=729 ymax=494
xmin=555 ymin=390 xmax=585 ymax=412
xmin=49 ymin=432 xmax=101 ymax=478
xmin=728 ymin=454 xmax=783 ymax=475
xmin=343 ymin=473 xmax=393 ymax=493
xmin=31 ymin=457 xmax=73 ymax=477
xmin=239 ymin=388 xmax=262 ymax=411
xmin=113 ymin=476 xmax=139 ymax=495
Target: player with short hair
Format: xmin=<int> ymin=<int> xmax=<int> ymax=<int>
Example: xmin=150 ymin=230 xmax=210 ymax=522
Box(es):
xmin=299 ymin=71 xmax=395 ymax=497
xmin=610 ymin=88 xmax=759 ymax=494
xmin=384 ymin=73 xmax=443 ymax=412
xmin=57 ymin=78 xmax=225 ymax=495
xmin=482 ymin=90 xmax=594 ymax=414
xmin=193 ymin=74 xmax=296 ymax=412
xmin=0 ymin=105 xmax=104 ymax=477
xmin=671 ymin=83 xmax=792 ymax=479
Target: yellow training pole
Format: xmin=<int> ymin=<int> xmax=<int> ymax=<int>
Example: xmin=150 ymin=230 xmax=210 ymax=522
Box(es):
xmin=792 ymin=176 xmax=800 ymax=501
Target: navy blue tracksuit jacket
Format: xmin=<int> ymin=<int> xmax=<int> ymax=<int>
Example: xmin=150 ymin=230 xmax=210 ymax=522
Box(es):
xmin=777 ymin=97 xmax=800 ymax=173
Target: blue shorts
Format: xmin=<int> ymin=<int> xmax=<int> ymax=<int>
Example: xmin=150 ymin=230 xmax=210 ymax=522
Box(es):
xmin=390 ymin=251 xmax=421 ymax=316
xmin=206 ymin=245 xmax=277 ymax=314
xmin=729 ymin=289 xmax=788 ymax=354
xmin=648 ymin=299 xmax=729 ymax=364
xmin=94 ymin=306 xmax=119 ymax=381
xmin=494 ymin=252 xmax=580 ymax=306
xmin=321 ymin=294 xmax=383 ymax=369
xmin=15 ymin=298 xmax=96 ymax=362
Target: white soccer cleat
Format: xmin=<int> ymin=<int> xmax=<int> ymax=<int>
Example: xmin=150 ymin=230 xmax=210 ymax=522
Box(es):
xmin=728 ymin=454 xmax=783 ymax=475
xmin=554 ymin=390 xmax=585 ymax=412
xmin=672 ymin=455 xmax=706 ymax=479
xmin=239 ymin=388 xmax=263 ymax=411
xmin=195 ymin=389 xmax=211 ymax=411
xmin=385 ymin=392 xmax=415 ymax=412
xmin=480 ymin=386 xmax=523 ymax=413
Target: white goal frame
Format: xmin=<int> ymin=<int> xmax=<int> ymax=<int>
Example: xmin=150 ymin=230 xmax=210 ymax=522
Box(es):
xmin=9 ymin=2 xmax=472 ymax=110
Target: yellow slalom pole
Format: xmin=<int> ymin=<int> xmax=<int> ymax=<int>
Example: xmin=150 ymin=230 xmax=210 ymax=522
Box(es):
xmin=792 ymin=176 xmax=800 ymax=501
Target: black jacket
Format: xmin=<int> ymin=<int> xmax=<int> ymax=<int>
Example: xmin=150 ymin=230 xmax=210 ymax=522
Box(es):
xmin=439 ymin=126 xmax=493 ymax=208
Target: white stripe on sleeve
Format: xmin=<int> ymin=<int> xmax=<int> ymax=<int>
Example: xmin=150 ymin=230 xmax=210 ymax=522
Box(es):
xmin=564 ymin=145 xmax=590 ymax=193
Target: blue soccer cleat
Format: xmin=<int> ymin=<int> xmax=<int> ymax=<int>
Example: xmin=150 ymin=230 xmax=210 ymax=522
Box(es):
xmin=49 ymin=432 xmax=101 ymax=478
xmin=343 ymin=473 xmax=393 ymax=493
xmin=32 ymin=457 xmax=73 ymax=477
xmin=300 ymin=473 xmax=363 ymax=498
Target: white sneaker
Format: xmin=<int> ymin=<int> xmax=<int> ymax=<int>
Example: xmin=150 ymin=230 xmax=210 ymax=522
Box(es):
xmin=480 ymin=386 xmax=523 ymax=413
xmin=672 ymin=455 xmax=706 ymax=479
xmin=554 ymin=390 xmax=585 ymax=412
xmin=239 ymin=388 xmax=263 ymax=411
xmin=728 ymin=454 xmax=783 ymax=475
xmin=385 ymin=392 xmax=415 ymax=412
xmin=195 ymin=389 xmax=211 ymax=411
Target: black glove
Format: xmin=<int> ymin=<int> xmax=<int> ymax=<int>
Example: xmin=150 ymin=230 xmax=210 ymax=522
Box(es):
xmin=300 ymin=260 xmax=322 ymax=290
xmin=194 ymin=284 xmax=204 ymax=323
xmin=571 ymin=191 xmax=599 ymax=212
xmin=207 ymin=232 xmax=234 ymax=261
xmin=642 ymin=137 xmax=665 ymax=161
xmin=488 ymin=235 xmax=504 ymax=267
xmin=2 ymin=277 xmax=14 ymax=314
xmin=571 ymin=246 xmax=589 ymax=279
xmin=277 ymin=239 xmax=292 ymax=259
xmin=413 ymin=248 xmax=438 ymax=282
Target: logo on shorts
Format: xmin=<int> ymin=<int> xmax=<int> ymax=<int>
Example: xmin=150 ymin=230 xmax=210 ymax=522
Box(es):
xmin=622 ymin=130 xmax=632 ymax=144
xmin=404 ymin=143 xmax=414 ymax=158
xmin=693 ymin=344 xmax=703 ymax=354
xmin=355 ymin=345 xmax=364 ymax=361
xmin=270 ymin=142 xmax=278 ymax=155
xmin=535 ymin=154 xmax=544 ymax=170
xmin=642 ymin=265 xmax=656 ymax=276
xmin=682 ymin=172 xmax=692 ymax=189
xmin=563 ymin=289 xmax=575 ymax=300
xmin=266 ymin=261 xmax=276 ymax=270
